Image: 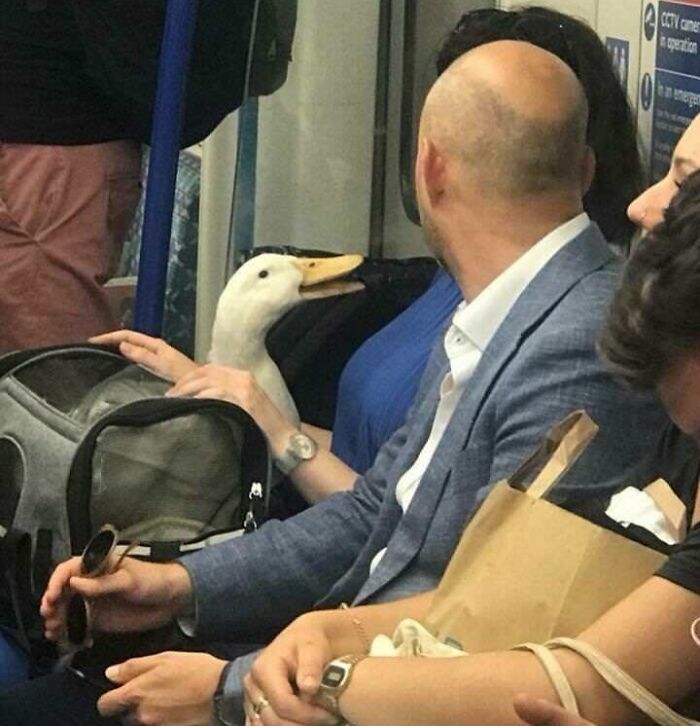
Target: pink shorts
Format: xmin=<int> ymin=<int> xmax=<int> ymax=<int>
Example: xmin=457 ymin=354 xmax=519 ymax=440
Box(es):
xmin=0 ymin=140 xmax=142 ymax=353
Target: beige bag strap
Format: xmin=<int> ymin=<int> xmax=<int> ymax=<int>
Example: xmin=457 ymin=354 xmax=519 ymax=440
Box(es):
xmin=547 ymin=638 xmax=700 ymax=726
xmin=515 ymin=643 xmax=581 ymax=715
xmin=508 ymin=411 xmax=599 ymax=500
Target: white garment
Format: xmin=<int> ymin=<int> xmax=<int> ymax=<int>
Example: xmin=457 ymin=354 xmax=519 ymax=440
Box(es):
xmin=369 ymin=618 xmax=466 ymax=658
xmin=605 ymin=487 xmax=680 ymax=545
xmin=370 ymin=213 xmax=590 ymax=573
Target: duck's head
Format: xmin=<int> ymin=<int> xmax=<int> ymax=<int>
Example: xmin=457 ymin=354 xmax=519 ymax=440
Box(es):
xmin=213 ymin=253 xmax=365 ymax=339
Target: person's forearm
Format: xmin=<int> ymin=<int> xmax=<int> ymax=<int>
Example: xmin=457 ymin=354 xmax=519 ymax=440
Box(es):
xmin=247 ymin=396 xmax=358 ymax=503
xmin=289 ymin=449 xmax=358 ymax=503
xmin=291 ymin=424 xmax=360 ymax=503
xmin=338 ymin=648 xmax=629 ymax=726
xmin=339 ymin=652 xmax=562 ymax=725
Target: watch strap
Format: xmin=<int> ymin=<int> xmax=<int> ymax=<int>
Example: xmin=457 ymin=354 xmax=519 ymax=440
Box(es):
xmin=274 ymin=448 xmax=300 ymax=475
xmin=212 ymin=661 xmax=237 ymax=726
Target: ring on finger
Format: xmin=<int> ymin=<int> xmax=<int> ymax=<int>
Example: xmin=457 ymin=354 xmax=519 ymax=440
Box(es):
xmin=253 ymin=694 xmax=270 ymax=718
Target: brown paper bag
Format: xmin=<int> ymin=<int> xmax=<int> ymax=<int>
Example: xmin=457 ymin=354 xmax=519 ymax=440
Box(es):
xmin=425 ymin=411 xmax=667 ymax=653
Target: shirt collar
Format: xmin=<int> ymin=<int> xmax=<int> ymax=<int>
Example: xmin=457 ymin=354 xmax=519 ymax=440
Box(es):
xmin=452 ymin=212 xmax=591 ymax=353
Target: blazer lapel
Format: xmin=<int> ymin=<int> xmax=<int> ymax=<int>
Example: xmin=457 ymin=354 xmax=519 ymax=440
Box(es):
xmin=316 ymin=362 xmax=450 ymax=607
xmin=353 ymin=224 xmax=615 ymax=603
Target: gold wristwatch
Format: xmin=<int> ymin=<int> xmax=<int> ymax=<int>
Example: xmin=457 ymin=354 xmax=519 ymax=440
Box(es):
xmin=317 ymin=654 xmax=367 ymax=722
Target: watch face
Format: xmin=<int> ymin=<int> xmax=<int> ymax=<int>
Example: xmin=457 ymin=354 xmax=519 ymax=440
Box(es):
xmin=290 ymin=433 xmax=317 ymax=459
xmin=321 ymin=664 xmax=347 ymax=689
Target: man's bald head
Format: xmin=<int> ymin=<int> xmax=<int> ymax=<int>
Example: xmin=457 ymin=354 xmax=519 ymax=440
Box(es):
xmin=420 ymin=40 xmax=589 ymax=198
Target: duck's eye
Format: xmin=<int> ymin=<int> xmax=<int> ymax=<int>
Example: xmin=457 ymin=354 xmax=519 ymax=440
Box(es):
xmin=309 ymin=262 xmax=316 ymax=268
xmin=258 ymin=270 xmax=269 ymax=279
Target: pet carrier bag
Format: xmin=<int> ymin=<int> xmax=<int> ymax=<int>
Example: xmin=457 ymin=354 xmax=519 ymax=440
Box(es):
xmin=0 ymin=344 xmax=269 ymax=643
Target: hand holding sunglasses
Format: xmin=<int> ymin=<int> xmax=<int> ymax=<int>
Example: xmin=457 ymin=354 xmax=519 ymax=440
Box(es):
xmin=40 ymin=525 xmax=196 ymax=667
xmin=57 ymin=525 xmax=137 ymax=665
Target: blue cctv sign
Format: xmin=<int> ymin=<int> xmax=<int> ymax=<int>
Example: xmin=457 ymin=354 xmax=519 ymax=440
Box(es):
xmin=650 ymin=1 xmax=700 ymax=180
xmin=657 ymin=2 xmax=700 ymax=74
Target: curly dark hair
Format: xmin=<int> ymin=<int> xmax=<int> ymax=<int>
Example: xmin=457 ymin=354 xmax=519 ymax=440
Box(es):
xmin=599 ymin=169 xmax=700 ymax=388
xmin=436 ymin=6 xmax=645 ymax=248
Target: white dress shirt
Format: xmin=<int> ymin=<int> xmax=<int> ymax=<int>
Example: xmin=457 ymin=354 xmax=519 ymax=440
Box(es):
xmin=369 ymin=213 xmax=590 ymax=573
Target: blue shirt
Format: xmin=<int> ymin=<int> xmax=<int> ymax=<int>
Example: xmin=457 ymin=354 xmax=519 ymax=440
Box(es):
xmin=331 ymin=268 xmax=463 ymax=473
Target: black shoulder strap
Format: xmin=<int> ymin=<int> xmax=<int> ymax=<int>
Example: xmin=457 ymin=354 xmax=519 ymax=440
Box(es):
xmin=0 ymin=529 xmax=59 ymax=675
xmin=0 ymin=529 xmax=36 ymax=655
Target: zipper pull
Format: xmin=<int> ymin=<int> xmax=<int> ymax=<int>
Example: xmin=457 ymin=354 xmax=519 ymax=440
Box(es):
xmin=243 ymin=482 xmax=264 ymax=533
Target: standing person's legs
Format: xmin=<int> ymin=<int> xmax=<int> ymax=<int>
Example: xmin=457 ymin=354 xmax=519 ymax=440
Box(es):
xmin=0 ymin=140 xmax=141 ymax=354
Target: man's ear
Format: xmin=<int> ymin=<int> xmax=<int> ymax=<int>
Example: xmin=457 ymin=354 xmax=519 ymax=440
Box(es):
xmin=582 ymin=146 xmax=596 ymax=196
xmin=416 ymin=137 xmax=447 ymax=209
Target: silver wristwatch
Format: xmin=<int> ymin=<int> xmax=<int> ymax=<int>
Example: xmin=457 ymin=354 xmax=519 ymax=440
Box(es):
xmin=274 ymin=431 xmax=318 ymax=475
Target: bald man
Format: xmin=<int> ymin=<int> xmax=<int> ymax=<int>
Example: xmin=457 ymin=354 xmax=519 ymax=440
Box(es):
xmin=0 ymin=41 xmax=666 ymax=725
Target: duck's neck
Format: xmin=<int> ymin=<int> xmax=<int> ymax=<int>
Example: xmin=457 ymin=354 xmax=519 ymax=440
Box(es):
xmin=209 ymin=314 xmax=273 ymax=370
xmin=209 ymin=305 xmax=300 ymax=425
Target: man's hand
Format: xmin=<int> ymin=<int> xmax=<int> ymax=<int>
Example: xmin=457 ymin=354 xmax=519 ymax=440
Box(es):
xmin=90 ymin=330 xmax=198 ymax=382
xmin=97 ymin=652 xmax=226 ymax=725
xmin=41 ymin=556 xmax=192 ymax=641
xmin=242 ymin=614 xmax=342 ymax=725
xmin=513 ymin=695 xmax=596 ymax=726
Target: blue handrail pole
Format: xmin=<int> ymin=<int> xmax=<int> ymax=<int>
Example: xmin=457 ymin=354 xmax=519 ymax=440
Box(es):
xmin=134 ymin=0 xmax=199 ymax=335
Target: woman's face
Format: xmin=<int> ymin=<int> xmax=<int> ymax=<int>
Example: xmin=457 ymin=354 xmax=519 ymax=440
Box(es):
xmin=628 ymin=115 xmax=700 ymax=233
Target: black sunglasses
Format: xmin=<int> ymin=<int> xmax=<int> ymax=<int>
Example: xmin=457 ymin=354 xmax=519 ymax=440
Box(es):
xmin=452 ymin=8 xmax=579 ymax=76
xmin=64 ymin=525 xmax=135 ymax=651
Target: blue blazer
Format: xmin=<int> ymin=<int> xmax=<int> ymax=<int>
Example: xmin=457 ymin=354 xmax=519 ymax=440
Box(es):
xmin=183 ymin=223 xmax=667 ymax=644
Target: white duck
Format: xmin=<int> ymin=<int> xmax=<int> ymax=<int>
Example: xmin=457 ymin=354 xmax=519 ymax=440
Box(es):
xmin=208 ymin=253 xmax=364 ymax=425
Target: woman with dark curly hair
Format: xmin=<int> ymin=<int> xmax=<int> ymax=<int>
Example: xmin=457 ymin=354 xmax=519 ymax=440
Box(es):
xmin=437 ymin=6 xmax=645 ymax=249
